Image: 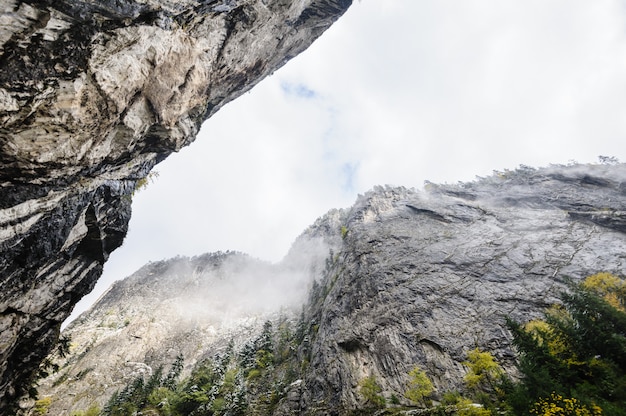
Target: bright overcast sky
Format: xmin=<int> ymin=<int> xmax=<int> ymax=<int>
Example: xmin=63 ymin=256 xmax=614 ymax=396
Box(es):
xmin=68 ymin=0 xmax=626 ymax=323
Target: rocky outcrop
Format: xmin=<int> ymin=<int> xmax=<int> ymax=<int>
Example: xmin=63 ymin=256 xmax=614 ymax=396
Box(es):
xmin=37 ymin=241 xmax=332 ymax=414
xmin=296 ymin=163 xmax=626 ymax=413
xmin=39 ymin=163 xmax=626 ymax=414
xmin=0 ymin=0 xmax=352 ymax=410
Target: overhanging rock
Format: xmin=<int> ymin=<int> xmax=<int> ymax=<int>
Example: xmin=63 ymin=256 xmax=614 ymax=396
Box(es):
xmin=0 ymin=0 xmax=352 ymax=410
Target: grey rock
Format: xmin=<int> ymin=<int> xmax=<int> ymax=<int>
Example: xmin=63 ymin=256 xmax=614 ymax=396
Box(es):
xmin=39 ymin=163 xmax=626 ymax=415
xmin=0 ymin=0 xmax=352 ymax=410
xmin=38 ymin=240 xmax=331 ymax=414
xmin=296 ymin=163 xmax=626 ymax=413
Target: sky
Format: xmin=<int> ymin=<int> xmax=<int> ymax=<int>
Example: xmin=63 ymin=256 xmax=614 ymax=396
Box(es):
xmin=67 ymin=0 xmax=626 ymax=324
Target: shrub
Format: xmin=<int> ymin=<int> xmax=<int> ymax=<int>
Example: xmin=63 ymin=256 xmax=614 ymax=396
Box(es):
xmin=33 ymin=397 xmax=52 ymax=416
xmin=530 ymin=393 xmax=602 ymax=416
xmin=359 ymin=375 xmax=386 ymax=409
xmin=404 ymin=366 xmax=434 ymax=405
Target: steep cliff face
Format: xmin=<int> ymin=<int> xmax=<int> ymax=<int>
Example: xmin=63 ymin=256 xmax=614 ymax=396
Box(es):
xmin=39 ymin=163 xmax=626 ymax=415
xmin=297 ymin=163 xmax=626 ymax=413
xmin=38 ymin=237 xmax=333 ymax=414
xmin=0 ymin=0 xmax=352 ymax=409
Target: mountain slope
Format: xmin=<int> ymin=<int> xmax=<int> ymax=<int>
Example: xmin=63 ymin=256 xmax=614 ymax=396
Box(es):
xmin=40 ymin=163 xmax=626 ymax=415
xmin=38 ymin=220 xmax=340 ymax=414
xmin=297 ymin=163 xmax=626 ymax=412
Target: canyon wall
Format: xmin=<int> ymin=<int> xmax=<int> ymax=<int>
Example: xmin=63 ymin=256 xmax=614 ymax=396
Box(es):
xmin=0 ymin=0 xmax=351 ymax=410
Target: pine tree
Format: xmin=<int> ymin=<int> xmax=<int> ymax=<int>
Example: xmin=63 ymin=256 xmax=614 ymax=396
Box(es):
xmin=506 ymin=275 xmax=626 ymax=415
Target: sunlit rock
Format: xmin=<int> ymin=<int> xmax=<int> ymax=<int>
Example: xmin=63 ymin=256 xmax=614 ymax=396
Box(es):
xmin=0 ymin=0 xmax=352 ymax=410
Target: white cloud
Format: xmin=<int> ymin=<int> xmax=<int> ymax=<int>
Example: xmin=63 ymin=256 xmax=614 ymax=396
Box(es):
xmin=68 ymin=0 xmax=626 ymax=323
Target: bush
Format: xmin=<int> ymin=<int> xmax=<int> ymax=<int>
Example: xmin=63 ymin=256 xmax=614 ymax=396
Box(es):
xmin=404 ymin=366 xmax=434 ymax=405
xmin=33 ymin=397 xmax=52 ymax=416
xmin=530 ymin=393 xmax=602 ymax=416
xmin=359 ymin=375 xmax=386 ymax=409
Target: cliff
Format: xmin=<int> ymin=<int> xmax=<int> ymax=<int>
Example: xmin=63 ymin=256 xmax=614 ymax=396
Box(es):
xmin=38 ymin=235 xmax=334 ymax=414
xmin=0 ymin=0 xmax=352 ymax=410
xmin=39 ymin=163 xmax=626 ymax=414
xmin=297 ymin=163 xmax=626 ymax=412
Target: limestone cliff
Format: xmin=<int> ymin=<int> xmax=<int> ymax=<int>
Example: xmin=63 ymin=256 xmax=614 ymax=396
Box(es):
xmin=297 ymin=163 xmax=626 ymax=413
xmin=38 ymin=236 xmax=333 ymax=414
xmin=0 ymin=0 xmax=352 ymax=410
xmin=39 ymin=163 xmax=626 ymax=415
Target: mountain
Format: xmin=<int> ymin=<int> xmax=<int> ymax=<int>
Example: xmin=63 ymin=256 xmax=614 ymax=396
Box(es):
xmin=0 ymin=0 xmax=352 ymax=410
xmin=38 ymin=163 xmax=626 ymax=415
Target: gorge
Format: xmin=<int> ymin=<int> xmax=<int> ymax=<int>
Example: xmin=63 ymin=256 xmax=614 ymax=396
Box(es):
xmin=38 ymin=162 xmax=626 ymax=414
xmin=0 ymin=0 xmax=352 ymax=411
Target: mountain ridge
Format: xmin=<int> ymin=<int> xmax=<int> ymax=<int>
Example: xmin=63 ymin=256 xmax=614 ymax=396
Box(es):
xmin=38 ymin=162 xmax=626 ymax=415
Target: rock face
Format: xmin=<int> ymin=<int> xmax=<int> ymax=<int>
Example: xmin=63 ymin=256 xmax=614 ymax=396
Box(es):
xmin=38 ymin=238 xmax=333 ymax=414
xmin=298 ymin=163 xmax=626 ymax=413
xmin=0 ymin=0 xmax=352 ymax=410
xmin=40 ymin=163 xmax=626 ymax=414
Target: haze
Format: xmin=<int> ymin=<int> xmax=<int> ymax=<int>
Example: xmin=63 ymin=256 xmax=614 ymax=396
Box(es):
xmin=67 ymin=0 xmax=626 ymax=324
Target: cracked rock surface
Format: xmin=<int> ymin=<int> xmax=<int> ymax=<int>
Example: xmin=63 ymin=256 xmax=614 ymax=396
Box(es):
xmin=297 ymin=163 xmax=626 ymax=413
xmin=40 ymin=163 xmax=626 ymax=414
xmin=0 ymin=0 xmax=352 ymax=409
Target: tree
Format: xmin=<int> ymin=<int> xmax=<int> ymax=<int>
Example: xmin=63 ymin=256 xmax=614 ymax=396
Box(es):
xmin=462 ymin=348 xmax=507 ymax=413
xmin=359 ymin=375 xmax=386 ymax=409
xmin=404 ymin=366 xmax=434 ymax=405
xmin=506 ymin=274 xmax=626 ymax=415
xmin=582 ymin=272 xmax=626 ymax=312
xmin=463 ymin=349 xmax=504 ymax=393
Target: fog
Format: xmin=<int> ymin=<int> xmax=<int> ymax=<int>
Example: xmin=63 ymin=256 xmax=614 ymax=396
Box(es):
xmin=68 ymin=0 xmax=626 ymax=326
xmin=88 ymin=235 xmax=336 ymax=332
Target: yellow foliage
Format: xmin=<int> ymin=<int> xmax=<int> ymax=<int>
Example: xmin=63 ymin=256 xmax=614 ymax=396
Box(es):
xmin=404 ymin=366 xmax=434 ymax=404
xmin=582 ymin=272 xmax=626 ymax=312
xmin=524 ymin=318 xmax=568 ymax=357
xmin=33 ymin=397 xmax=52 ymax=415
xmin=531 ymin=392 xmax=602 ymax=416
xmin=456 ymin=397 xmax=492 ymax=416
xmin=463 ymin=348 xmax=504 ymax=390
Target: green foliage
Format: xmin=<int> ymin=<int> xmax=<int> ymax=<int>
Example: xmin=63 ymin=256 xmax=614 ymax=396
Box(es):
xmin=33 ymin=397 xmax=52 ymax=415
xmin=456 ymin=398 xmax=492 ymax=416
xmin=341 ymin=225 xmax=349 ymax=239
xmin=404 ymin=366 xmax=434 ymax=405
xmin=441 ymin=391 xmax=462 ymax=405
xmin=102 ymin=356 xmax=183 ymax=416
xmin=359 ymin=375 xmax=386 ymax=409
xmin=97 ymin=315 xmax=309 ymax=415
xmin=506 ymin=274 xmax=626 ymax=415
xmin=133 ymin=170 xmax=159 ymax=195
xmin=462 ymin=348 xmax=507 ymax=413
xmin=463 ymin=349 xmax=504 ymax=392
xmin=70 ymin=403 xmax=101 ymax=416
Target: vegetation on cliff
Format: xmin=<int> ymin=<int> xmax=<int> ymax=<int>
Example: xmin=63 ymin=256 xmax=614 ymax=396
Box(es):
xmin=505 ymin=273 xmax=626 ymax=415
xmin=64 ymin=273 xmax=625 ymax=416
xmin=85 ymin=316 xmax=306 ymax=416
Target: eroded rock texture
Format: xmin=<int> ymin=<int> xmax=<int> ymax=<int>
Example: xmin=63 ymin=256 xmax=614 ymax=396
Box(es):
xmin=39 ymin=164 xmax=626 ymax=415
xmin=0 ymin=0 xmax=352 ymax=409
xmin=297 ymin=163 xmax=626 ymax=413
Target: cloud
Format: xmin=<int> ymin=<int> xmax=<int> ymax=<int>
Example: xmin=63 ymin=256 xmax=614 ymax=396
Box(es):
xmin=67 ymin=0 xmax=626 ymax=324
xmin=280 ymin=81 xmax=318 ymax=99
